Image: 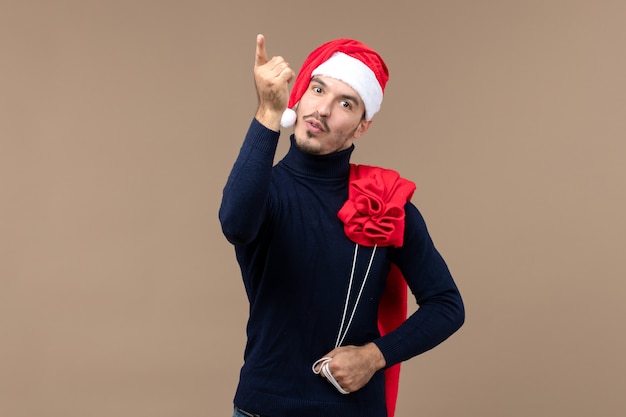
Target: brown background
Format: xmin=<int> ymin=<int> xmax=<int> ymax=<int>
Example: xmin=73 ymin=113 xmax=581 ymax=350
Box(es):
xmin=2 ymin=1 xmax=625 ymax=416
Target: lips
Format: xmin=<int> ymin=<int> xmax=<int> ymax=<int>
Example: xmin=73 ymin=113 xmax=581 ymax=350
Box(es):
xmin=305 ymin=117 xmax=326 ymax=133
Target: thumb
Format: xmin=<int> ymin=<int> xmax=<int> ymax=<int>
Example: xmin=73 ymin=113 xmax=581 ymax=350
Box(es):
xmin=255 ymin=33 xmax=268 ymax=66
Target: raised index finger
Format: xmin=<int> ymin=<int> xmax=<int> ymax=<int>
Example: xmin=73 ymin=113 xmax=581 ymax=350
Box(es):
xmin=255 ymin=34 xmax=268 ymax=66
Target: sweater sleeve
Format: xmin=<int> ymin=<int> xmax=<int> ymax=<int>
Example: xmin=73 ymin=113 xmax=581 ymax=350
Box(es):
xmin=219 ymin=119 xmax=280 ymax=246
xmin=373 ymin=203 xmax=465 ymax=367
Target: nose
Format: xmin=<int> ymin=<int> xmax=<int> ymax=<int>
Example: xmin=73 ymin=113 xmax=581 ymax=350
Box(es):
xmin=315 ymin=96 xmax=333 ymax=117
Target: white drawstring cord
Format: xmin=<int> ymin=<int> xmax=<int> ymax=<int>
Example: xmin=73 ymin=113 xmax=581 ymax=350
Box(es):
xmin=335 ymin=244 xmax=378 ymax=347
xmin=312 ymin=357 xmax=349 ymax=394
xmin=312 ymin=243 xmax=378 ymax=394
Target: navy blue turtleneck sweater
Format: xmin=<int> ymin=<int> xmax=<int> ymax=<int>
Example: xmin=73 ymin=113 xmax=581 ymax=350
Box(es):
xmin=219 ymin=119 xmax=464 ymax=417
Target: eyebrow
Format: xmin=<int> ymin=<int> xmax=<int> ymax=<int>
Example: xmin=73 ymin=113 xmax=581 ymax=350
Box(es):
xmin=311 ymin=77 xmax=362 ymax=107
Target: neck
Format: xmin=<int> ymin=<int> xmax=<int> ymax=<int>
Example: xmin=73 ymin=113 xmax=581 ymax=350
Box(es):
xmin=279 ymin=135 xmax=354 ymax=179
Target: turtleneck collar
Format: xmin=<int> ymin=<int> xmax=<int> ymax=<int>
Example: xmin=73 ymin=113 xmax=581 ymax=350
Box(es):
xmin=278 ymin=134 xmax=354 ymax=180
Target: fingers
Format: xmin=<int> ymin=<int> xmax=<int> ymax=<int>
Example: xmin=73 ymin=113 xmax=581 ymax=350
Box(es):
xmin=255 ymin=34 xmax=291 ymax=77
xmin=312 ymin=357 xmax=350 ymax=394
xmin=255 ymin=33 xmax=268 ymax=66
xmin=252 ymin=34 xmax=294 ymax=127
xmin=312 ymin=346 xmax=379 ymax=394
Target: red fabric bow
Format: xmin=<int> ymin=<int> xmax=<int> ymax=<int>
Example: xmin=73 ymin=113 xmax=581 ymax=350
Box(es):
xmin=338 ymin=164 xmax=416 ymax=417
xmin=338 ymin=164 xmax=416 ymax=248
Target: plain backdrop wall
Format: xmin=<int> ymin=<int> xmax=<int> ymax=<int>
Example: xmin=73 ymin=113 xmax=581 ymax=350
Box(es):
xmin=2 ymin=1 xmax=625 ymax=416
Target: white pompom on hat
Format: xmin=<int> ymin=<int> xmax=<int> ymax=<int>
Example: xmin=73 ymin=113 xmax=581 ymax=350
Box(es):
xmin=280 ymin=38 xmax=389 ymax=128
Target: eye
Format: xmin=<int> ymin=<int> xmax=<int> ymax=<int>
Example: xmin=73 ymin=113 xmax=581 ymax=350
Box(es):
xmin=312 ymin=86 xmax=323 ymax=94
xmin=340 ymin=101 xmax=352 ymax=109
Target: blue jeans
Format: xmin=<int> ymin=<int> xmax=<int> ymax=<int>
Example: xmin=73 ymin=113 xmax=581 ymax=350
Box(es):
xmin=233 ymin=407 xmax=262 ymax=417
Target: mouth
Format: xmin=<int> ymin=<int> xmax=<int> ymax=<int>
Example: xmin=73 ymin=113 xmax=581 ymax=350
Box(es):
xmin=304 ymin=117 xmax=326 ymax=134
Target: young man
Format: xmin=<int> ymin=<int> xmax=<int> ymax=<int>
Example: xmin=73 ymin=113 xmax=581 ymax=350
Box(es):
xmin=219 ymin=34 xmax=464 ymax=417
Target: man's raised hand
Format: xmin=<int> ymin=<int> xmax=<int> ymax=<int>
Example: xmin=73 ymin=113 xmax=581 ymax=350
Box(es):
xmin=254 ymin=34 xmax=294 ymax=130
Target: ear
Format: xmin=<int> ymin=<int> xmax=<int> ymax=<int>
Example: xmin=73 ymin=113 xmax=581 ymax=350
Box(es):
xmin=353 ymin=120 xmax=372 ymax=140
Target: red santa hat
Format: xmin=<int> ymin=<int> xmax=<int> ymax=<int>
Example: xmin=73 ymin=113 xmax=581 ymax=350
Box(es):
xmin=280 ymin=38 xmax=390 ymax=128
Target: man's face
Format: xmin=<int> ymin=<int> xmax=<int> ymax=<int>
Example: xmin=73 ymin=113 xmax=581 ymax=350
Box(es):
xmin=293 ymin=76 xmax=372 ymax=155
